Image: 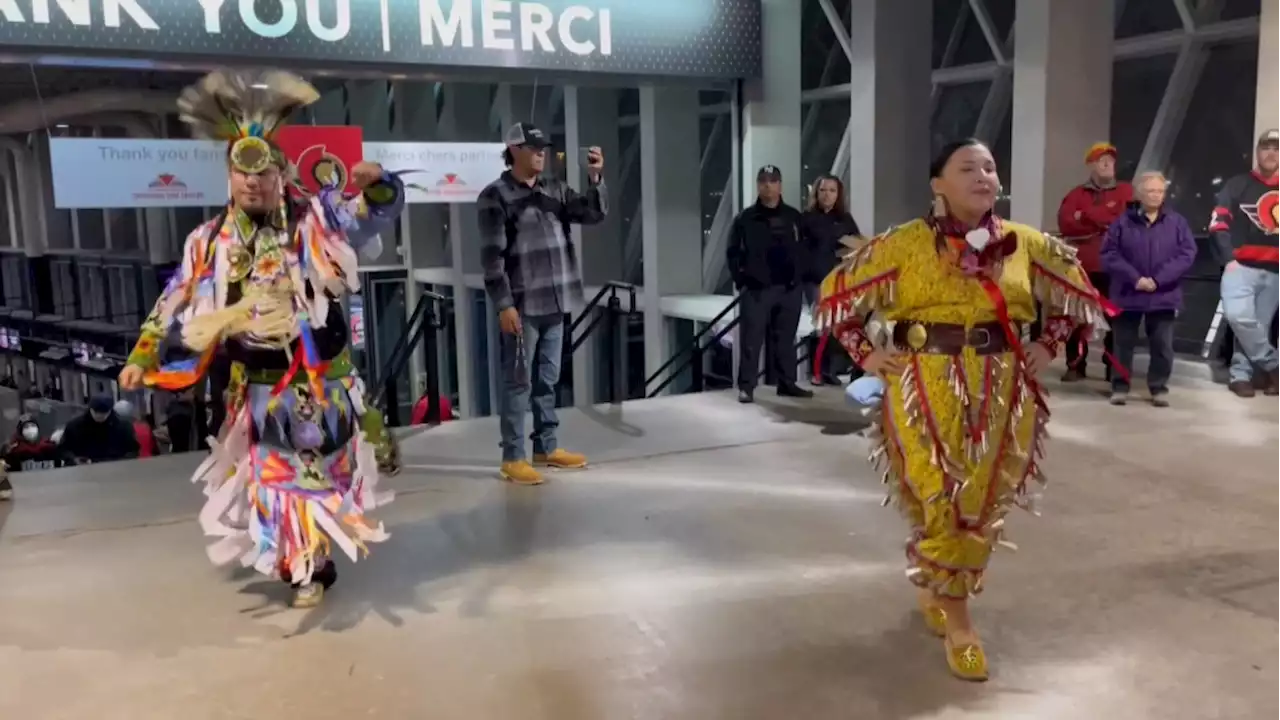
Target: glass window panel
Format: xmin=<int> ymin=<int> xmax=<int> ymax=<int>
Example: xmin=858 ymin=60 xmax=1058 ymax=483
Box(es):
xmin=1110 ymin=53 xmax=1179 ymax=182
xmin=1209 ymin=0 xmax=1260 ymax=21
xmin=1116 ymin=0 xmax=1183 ymax=38
xmin=800 ymin=99 xmax=851 ymax=198
xmin=932 ymin=0 xmax=965 ymax=69
xmin=930 ymin=81 xmax=991 ymax=157
xmin=1166 ymin=40 xmax=1260 ymax=233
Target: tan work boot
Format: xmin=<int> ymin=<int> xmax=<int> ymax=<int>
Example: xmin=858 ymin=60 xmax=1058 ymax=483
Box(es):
xmin=500 ymin=460 xmax=545 ymax=485
xmin=533 ymin=448 xmax=588 ymax=469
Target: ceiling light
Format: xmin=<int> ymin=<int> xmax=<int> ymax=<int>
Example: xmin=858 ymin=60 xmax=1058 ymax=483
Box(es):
xmin=251 ymin=83 xmax=268 ymax=89
xmin=55 ymin=123 xmax=69 ymax=129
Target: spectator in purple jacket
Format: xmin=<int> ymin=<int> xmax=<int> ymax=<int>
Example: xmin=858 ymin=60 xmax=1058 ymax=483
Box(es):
xmin=1100 ymin=171 xmax=1198 ymax=407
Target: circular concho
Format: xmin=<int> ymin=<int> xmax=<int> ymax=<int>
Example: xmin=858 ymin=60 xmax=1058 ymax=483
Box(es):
xmin=905 ymin=323 xmax=929 ymax=351
xmin=229 ymin=136 xmax=274 ymax=175
xmin=227 ymin=245 xmax=253 ymax=282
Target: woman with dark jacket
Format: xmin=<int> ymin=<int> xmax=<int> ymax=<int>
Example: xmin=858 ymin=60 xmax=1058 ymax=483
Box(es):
xmin=801 ymin=174 xmax=861 ymax=384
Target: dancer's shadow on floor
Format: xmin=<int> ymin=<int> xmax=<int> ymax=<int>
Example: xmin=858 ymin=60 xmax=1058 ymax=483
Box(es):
xmin=235 ymin=483 xmax=549 ymax=636
xmin=759 ymin=397 xmax=872 ymax=437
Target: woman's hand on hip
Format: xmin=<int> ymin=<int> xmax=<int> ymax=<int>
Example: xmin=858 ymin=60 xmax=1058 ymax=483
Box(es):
xmin=1024 ymin=343 xmax=1054 ymax=376
xmin=862 ymin=349 xmax=906 ymax=378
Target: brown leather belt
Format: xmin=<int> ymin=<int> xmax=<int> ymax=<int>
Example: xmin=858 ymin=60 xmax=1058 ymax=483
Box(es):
xmin=892 ymin=321 xmax=1016 ymax=356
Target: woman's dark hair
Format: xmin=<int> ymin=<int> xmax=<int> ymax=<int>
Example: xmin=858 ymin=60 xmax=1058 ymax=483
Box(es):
xmin=502 ymin=147 xmax=514 ymax=167
xmin=930 ymin=138 xmax=988 ymax=178
xmin=806 ymin=174 xmax=847 ymax=216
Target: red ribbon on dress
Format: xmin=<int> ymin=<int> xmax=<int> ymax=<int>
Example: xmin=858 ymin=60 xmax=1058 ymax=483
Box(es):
xmin=977 ymin=276 xmax=1043 ymax=407
xmin=1065 ymin=281 xmax=1131 ymax=384
xmin=812 ymin=271 xmax=846 ymax=377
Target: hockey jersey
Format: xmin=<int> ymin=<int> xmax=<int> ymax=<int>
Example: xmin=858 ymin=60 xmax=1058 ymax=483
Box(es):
xmin=1210 ymin=170 xmax=1279 ymax=271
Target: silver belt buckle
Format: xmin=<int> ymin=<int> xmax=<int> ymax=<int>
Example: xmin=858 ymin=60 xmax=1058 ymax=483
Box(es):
xmin=969 ymin=326 xmax=992 ymax=348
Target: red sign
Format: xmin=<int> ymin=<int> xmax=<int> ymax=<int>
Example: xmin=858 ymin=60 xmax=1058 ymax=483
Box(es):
xmin=274 ymin=125 xmax=364 ymax=198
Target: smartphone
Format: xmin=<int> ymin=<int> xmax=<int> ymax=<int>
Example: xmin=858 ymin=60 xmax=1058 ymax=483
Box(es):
xmin=578 ymin=146 xmax=593 ymax=166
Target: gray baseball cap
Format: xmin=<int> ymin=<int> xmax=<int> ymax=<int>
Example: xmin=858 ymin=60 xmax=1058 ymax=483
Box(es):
xmin=505 ymin=122 xmax=551 ymax=149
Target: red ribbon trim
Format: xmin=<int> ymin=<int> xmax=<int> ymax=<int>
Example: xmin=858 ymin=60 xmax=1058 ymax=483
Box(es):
xmin=272 ymin=351 xmax=305 ymax=397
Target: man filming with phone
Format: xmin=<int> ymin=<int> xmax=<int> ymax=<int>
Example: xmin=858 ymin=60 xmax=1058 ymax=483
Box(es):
xmin=478 ymin=123 xmax=608 ymax=486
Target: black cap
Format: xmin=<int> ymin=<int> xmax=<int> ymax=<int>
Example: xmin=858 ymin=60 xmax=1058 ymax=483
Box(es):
xmin=1258 ymin=129 xmax=1278 ymax=147
xmin=89 ymin=394 xmax=114 ymax=413
xmin=757 ymin=165 xmax=781 ymax=182
xmin=505 ymin=122 xmax=551 ymax=149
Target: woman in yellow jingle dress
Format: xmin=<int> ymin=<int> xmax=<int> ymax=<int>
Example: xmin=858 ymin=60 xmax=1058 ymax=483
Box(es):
xmin=815 ymin=139 xmax=1108 ymax=681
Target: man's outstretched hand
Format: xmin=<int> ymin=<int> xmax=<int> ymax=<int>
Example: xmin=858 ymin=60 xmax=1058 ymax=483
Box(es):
xmin=118 ymin=365 xmax=145 ymax=391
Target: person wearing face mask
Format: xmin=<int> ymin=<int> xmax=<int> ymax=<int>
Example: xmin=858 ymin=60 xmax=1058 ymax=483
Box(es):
xmin=728 ymin=166 xmax=812 ymax=402
xmin=113 ymin=71 xmax=407 ymax=609
xmin=58 ymin=394 xmax=140 ymax=464
xmin=801 ymin=174 xmax=861 ymax=385
xmin=2 ymin=414 xmax=69 ymax=473
xmin=1212 ymin=129 xmax=1280 ymax=398
xmin=1056 ymin=143 xmax=1132 ymax=382
xmin=813 ymin=138 xmax=1108 ymax=681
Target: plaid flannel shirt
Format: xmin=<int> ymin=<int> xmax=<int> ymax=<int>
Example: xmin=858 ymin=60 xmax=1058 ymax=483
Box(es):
xmin=477 ymin=170 xmax=608 ymax=317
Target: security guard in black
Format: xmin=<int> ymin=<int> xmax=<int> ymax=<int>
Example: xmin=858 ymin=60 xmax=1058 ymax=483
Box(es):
xmin=727 ymin=165 xmax=812 ymax=402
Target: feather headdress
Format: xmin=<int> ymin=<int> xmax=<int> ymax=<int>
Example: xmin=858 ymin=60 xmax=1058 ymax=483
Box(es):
xmin=177 ymin=69 xmax=320 ymax=174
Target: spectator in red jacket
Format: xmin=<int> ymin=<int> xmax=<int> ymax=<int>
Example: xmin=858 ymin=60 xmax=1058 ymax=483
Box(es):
xmin=1057 ymin=141 xmax=1133 ymax=382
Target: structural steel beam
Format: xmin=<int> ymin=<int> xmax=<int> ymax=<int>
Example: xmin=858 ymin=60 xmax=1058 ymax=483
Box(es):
xmin=967 ymin=0 xmax=1008 ymax=65
xmin=1137 ymin=0 xmax=1228 ymax=175
xmin=808 ymin=17 xmax=1256 ymax=103
xmin=700 ymin=173 xmax=736 ymax=291
xmin=932 ymin=0 xmax=972 ymax=108
xmin=816 ymin=0 xmax=854 ymax=63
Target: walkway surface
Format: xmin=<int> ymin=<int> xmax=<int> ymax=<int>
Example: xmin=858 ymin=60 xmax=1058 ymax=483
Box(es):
xmin=0 ymin=370 xmax=1276 ymax=719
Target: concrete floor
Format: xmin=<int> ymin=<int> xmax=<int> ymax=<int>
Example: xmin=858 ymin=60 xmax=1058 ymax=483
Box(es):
xmin=0 ymin=371 xmax=1276 ymax=720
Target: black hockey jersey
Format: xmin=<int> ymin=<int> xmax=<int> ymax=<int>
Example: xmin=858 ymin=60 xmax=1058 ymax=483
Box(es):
xmin=1209 ymin=170 xmax=1278 ymax=272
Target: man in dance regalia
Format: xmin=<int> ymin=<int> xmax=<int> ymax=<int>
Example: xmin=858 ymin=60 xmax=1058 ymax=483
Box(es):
xmin=118 ymin=70 xmax=406 ymax=608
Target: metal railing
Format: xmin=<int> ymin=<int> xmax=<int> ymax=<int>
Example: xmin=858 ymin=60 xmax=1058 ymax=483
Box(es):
xmin=370 ymin=289 xmax=449 ymax=427
xmin=644 ymin=295 xmax=742 ymax=398
xmin=563 ymin=281 xmax=639 ymax=404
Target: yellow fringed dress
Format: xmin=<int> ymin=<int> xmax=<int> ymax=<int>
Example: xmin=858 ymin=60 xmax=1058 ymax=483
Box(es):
xmin=816 ymin=218 xmax=1107 ymax=599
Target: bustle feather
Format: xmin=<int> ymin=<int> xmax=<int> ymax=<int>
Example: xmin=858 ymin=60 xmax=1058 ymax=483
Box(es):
xmin=177 ymin=69 xmax=321 ymax=142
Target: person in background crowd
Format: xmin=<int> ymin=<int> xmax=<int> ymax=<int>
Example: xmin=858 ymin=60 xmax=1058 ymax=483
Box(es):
xmin=43 ymin=376 xmax=62 ymax=401
xmin=411 ymin=391 xmax=454 ymax=425
xmin=1 ymin=414 xmax=69 ymax=472
xmin=1100 ymin=172 xmax=1198 ymax=407
xmin=728 ymin=165 xmax=813 ymax=403
xmin=113 ymin=399 xmax=157 ymax=457
xmin=58 ymin=394 xmax=139 ymax=464
xmin=1057 ymin=142 xmax=1132 ymax=382
xmin=165 ymin=388 xmax=196 ymax=453
xmin=478 ymin=122 xmax=608 ymax=486
xmin=801 ymin=174 xmax=860 ymax=386
xmin=0 ymin=365 xmax=16 ymax=389
xmin=1211 ymin=129 xmax=1279 ymax=398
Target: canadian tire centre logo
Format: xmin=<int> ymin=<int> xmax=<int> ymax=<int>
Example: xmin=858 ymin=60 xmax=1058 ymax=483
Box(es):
xmin=434 ymin=173 xmax=471 ymax=197
xmin=134 ymin=174 xmax=204 ymax=202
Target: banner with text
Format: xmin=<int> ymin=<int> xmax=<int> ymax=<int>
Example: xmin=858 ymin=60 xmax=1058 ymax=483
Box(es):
xmin=48 ymin=138 xmax=507 ymax=208
xmin=0 ymin=0 xmax=761 ymax=80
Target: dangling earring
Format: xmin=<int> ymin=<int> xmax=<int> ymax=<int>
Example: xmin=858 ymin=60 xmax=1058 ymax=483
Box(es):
xmin=932 ymin=194 xmax=949 ymax=219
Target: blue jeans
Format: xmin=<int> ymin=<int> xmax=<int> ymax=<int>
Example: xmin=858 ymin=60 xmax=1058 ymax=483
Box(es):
xmin=1221 ymin=265 xmax=1280 ymax=383
xmin=497 ymin=312 xmax=564 ymax=462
